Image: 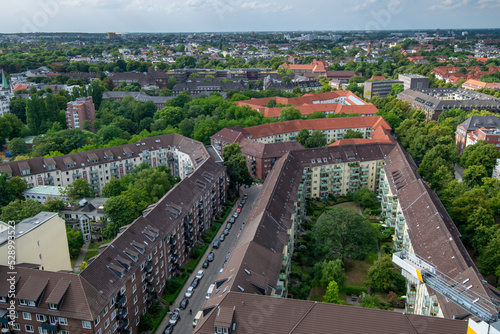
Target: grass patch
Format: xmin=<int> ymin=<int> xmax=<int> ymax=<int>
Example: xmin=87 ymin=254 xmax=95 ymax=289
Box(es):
xmin=330 ymin=201 xmax=359 ymax=213
xmin=84 ymin=250 xmax=99 ymax=262
xmin=345 ymin=259 xmax=372 ymax=286
xmin=310 ymin=286 xmax=326 ymax=302
xmin=365 ymin=251 xmax=379 ymax=265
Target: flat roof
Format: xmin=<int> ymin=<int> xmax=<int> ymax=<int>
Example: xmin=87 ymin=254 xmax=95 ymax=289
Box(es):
xmin=24 ymin=185 xmax=65 ymax=196
xmin=0 ymin=212 xmax=58 ymax=246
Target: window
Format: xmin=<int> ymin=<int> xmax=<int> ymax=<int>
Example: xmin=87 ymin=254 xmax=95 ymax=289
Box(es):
xmin=11 ymin=323 xmax=20 ymax=331
xmin=133 ymin=284 xmax=136 ymax=293
xmin=103 ymin=306 xmax=108 ymax=316
xmin=104 ymin=318 xmax=110 ymax=329
xmin=136 ymin=317 xmax=140 ymax=326
xmin=113 ymin=322 xmax=118 ymax=331
xmin=48 ymin=303 xmax=58 ymax=310
xmin=111 ymin=310 xmax=117 ymax=320
xmin=133 ymin=295 xmax=138 ymax=305
xmin=82 ymin=321 xmax=92 ymax=329
xmin=36 ymin=314 xmax=46 ymax=322
xmin=131 ymin=273 xmax=136 ymax=282
xmin=23 ymin=312 xmax=31 ymax=320
xmin=25 ymin=325 xmax=34 ymax=333
xmin=120 ymin=285 xmax=126 ymax=294
xmin=0 ymin=296 xmax=6 ymax=303
xmin=94 ymin=315 xmax=100 ymax=326
xmin=135 ymin=306 xmax=139 ymax=315
xmin=59 ymin=317 xmax=68 ymax=325
xmin=96 ymin=329 xmax=102 ymax=334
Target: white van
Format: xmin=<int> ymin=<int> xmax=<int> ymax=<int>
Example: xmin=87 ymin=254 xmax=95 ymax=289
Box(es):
xmin=206 ymin=284 xmax=215 ymax=299
xmin=193 ymin=310 xmax=203 ymax=327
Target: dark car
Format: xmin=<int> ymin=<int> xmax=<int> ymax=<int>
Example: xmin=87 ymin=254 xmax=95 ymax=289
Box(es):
xmin=191 ymin=277 xmax=200 ymax=288
xmin=229 ymin=217 xmax=235 ymax=224
xmin=180 ymin=298 xmax=189 ymax=310
xmin=226 ymin=222 xmax=232 ymax=230
xmin=202 ymin=261 xmax=209 ymax=269
xmin=207 ymin=252 xmax=214 ymax=262
xmin=241 ymin=199 xmax=246 ymax=205
xmin=243 ymin=193 xmax=248 ymax=199
xmin=224 ymin=228 xmax=229 ymax=236
xmin=213 ymin=238 xmax=220 ymax=249
xmin=163 ymin=324 xmax=174 ymax=334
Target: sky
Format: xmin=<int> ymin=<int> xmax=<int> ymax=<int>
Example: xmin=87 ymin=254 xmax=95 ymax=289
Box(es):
xmin=1 ymin=0 xmax=499 ymax=34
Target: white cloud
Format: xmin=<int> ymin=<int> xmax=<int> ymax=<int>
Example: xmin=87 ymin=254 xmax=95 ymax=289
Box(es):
xmin=429 ymin=0 xmax=470 ymax=10
xmin=477 ymin=0 xmax=500 ymax=8
xmin=346 ymin=0 xmax=378 ymax=12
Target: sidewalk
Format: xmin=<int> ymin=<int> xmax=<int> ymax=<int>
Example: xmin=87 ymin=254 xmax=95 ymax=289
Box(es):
xmin=73 ymin=241 xmax=90 ymax=272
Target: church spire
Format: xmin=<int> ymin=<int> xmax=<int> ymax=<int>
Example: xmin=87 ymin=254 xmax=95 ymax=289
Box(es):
xmin=1 ymin=69 xmax=8 ymax=90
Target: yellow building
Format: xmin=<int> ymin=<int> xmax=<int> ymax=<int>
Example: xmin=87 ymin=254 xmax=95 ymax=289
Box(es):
xmin=0 ymin=212 xmax=72 ymax=272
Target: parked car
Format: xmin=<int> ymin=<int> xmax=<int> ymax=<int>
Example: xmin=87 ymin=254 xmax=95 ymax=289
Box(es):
xmin=185 ymin=286 xmax=194 ymax=298
xmin=224 ymin=228 xmax=229 ymax=236
xmin=202 ymin=261 xmax=209 ymax=269
xmin=163 ymin=324 xmax=174 ymax=334
xmin=220 ymin=234 xmax=225 ymax=242
xmin=169 ymin=311 xmax=180 ymax=326
xmin=191 ymin=277 xmax=200 ymax=288
xmin=207 ymin=252 xmax=214 ymax=262
xmin=213 ymin=238 xmax=220 ymax=249
xmin=229 ymin=217 xmax=235 ymax=224
xmin=243 ymin=193 xmax=248 ymax=199
xmin=241 ymin=199 xmax=246 ymax=205
xmin=193 ymin=310 xmax=203 ymax=327
xmin=236 ymin=207 xmax=242 ymax=213
xmin=196 ymin=270 xmax=204 ymax=279
xmin=233 ymin=212 xmax=239 ymax=218
xmin=226 ymin=222 xmax=232 ymax=230
xmin=180 ymin=298 xmax=189 ymax=310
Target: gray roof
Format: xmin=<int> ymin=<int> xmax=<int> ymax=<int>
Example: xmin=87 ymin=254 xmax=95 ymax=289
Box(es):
xmin=0 ymin=212 xmax=58 ymax=246
xmin=458 ymin=116 xmax=500 ymax=131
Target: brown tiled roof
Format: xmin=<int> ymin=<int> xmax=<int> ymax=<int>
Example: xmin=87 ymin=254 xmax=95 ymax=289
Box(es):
xmin=244 ymin=116 xmax=389 ymax=139
xmin=16 ymin=275 xmax=50 ymax=301
xmin=240 ymin=139 xmax=304 ymax=159
xmin=195 ymin=292 xmax=468 ymax=334
xmin=45 ymin=279 xmax=71 ymax=305
xmin=210 ymin=127 xmax=246 ymax=144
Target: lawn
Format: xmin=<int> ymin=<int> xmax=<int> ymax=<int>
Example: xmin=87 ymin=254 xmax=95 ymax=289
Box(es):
xmin=345 ymin=259 xmax=372 ymax=286
xmin=331 ymin=201 xmax=360 ymax=213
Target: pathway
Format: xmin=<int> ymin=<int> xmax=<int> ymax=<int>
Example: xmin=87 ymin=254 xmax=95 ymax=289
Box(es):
xmin=73 ymin=241 xmax=90 ymax=272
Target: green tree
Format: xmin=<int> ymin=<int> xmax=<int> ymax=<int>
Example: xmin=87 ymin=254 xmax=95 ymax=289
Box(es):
xmin=359 ymin=292 xmax=381 ymax=309
xmin=305 ymin=130 xmax=327 ymax=148
xmin=353 ymin=187 xmax=377 ymax=209
xmin=66 ymin=227 xmax=84 ymax=258
xmin=222 ymin=143 xmax=253 ymax=191
xmin=62 ymin=178 xmax=94 ymax=202
xmin=463 ymin=164 xmax=489 ymax=186
xmin=279 ymin=107 xmax=302 ymax=121
xmin=0 ymin=174 xmax=16 ymax=206
xmin=317 ymin=259 xmax=346 ymax=288
xmin=365 ymin=255 xmax=395 ymax=291
xmin=296 ymin=128 xmax=310 ymax=146
xmin=43 ymin=198 xmax=65 ymax=212
xmin=313 ymin=207 xmax=377 ymax=261
xmin=0 ymin=199 xmax=45 ymax=223
xmin=460 ymin=141 xmax=500 ymax=175
xmin=159 ymin=88 xmax=172 ymax=96
xmin=323 ymin=280 xmax=342 ymax=304
xmin=102 ymin=178 xmax=126 ymax=197
xmin=6 ymin=177 xmax=27 ymax=200
xmin=133 ymin=168 xmax=175 ymax=203
xmin=390 ymin=83 xmax=404 ymax=96
xmin=8 ymin=137 xmax=28 ymax=157
xmin=266 ymin=99 xmax=277 ymax=108
xmin=479 ymin=230 xmax=500 ymax=276
xmin=343 ymin=129 xmax=364 ymax=139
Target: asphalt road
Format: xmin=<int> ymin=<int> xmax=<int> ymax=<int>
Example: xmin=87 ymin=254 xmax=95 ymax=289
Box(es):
xmin=155 ymin=184 xmax=262 ymax=334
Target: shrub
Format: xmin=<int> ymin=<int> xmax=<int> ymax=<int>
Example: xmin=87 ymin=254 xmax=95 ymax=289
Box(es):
xmin=342 ymin=285 xmax=367 ymax=295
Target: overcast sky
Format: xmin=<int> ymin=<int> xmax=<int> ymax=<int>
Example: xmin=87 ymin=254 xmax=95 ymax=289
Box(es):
xmin=2 ymin=0 xmax=499 ymax=34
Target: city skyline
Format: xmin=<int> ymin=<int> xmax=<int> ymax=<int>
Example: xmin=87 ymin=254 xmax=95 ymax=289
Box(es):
xmin=1 ymin=0 xmax=499 ymax=34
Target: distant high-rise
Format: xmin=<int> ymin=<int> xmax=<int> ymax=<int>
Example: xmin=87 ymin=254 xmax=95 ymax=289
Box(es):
xmin=66 ymin=96 xmax=96 ymax=132
xmin=107 ymin=32 xmax=119 ymax=39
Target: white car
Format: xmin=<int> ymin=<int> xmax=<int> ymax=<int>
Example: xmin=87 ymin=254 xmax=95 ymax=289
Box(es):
xmin=196 ymin=270 xmax=204 ymax=280
xmin=185 ymin=286 xmax=194 ymax=298
xmin=169 ymin=311 xmax=179 ymax=326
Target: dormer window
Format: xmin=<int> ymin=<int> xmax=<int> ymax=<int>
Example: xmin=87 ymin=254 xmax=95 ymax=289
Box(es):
xmin=48 ymin=303 xmax=58 ymax=310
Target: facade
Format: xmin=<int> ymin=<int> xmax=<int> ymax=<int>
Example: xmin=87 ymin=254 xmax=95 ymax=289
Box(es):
xmin=0 ymin=69 xmax=11 ymax=117
xmin=455 ymin=116 xmax=500 ymax=154
xmin=166 ymin=68 xmax=275 ymax=83
xmin=171 ymin=80 xmax=247 ymax=96
xmin=0 ymin=212 xmax=72 ymax=272
xmin=60 ymin=198 xmax=109 ymax=242
xmin=493 ymin=159 xmax=500 ymax=179
xmin=280 ymin=59 xmax=329 ymax=75
xmin=210 ymin=126 xmax=250 ymax=156
xmin=0 ymin=134 xmax=210 ymax=195
xmin=199 ymin=141 xmax=498 ymax=331
xmin=0 ymin=157 xmax=227 ymax=334
xmin=65 ymin=97 xmax=96 ymax=132
xmin=398 ymin=73 xmax=430 ymax=90
xmin=364 ymin=79 xmax=403 ymax=99
xmin=23 ymin=185 xmax=65 ymax=204
xmin=397 ymin=88 xmax=500 ymax=120
xmin=101 ymin=91 xmax=173 ymax=110
xmin=108 ymin=69 xmax=169 ymax=89
xmin=462 ymin=79 xmax=500 ymax=90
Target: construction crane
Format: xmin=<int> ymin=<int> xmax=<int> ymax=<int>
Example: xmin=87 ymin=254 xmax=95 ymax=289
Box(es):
xmin=392 ymin=251 xmax=500 ymax=332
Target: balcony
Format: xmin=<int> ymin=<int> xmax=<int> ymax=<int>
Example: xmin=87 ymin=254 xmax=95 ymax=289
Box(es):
xmin=125 ymin=162 xmax=134 ymax=167
xmin=145 ymin=261 xmax=153 ymax=272
xmin=116 ymin=307 xmax=128 ymax=321
xmin=111 ymin=171 xmax=119 ymax=177
xmin=72 ymin=172 xmax=82 ymax=178
xmin=110 ymin=165 xmax=119 ymax=170
xmin=43 ymin=175 xmax=53 ymax=182
xmin=90 ymin=175 xmax=99 ymax=181
xmin=115 ymin=294 xmax=126 ymax=309
xmin=119 ymin=318 xmax=130 ymax=332
xmin=42 ymin=323 xmax=59 ymax=331
xmin=90 ymin=170 xmax=98 ymax=175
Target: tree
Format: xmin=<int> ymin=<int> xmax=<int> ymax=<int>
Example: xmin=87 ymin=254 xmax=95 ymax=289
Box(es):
xmin=315 ymin=259 xmax=346 ymax=288
xmin=103 ymin=190 xmax=149 ymax=239
xmin=390 ymin=83 xmax=404 ymax=96
xmin=0 ymin=199 xmax=45 ymax=223
xmin=479 ymin=230 xmax=500 ymax=276
xmin=279 ymin=107 xmax=302 ymax=121
xmin=222 ymin=143 xmax=253 ymax=191
xmin=359 ymin=292 xmax=381 ymax=309
xmin=62 ymin=178 xmax=94 ymax=202
xmin=296 ymin=128 xmax=310 ymax=146
xmin=102 ymin=178 xmax=126 ymax=197
xmin=6 ymin=177 xmax=27 ymax=200
xmin=463 ymin=164 xmax=489 ymax=186
xmin=313 ymin=207 xmax=377 ymax=261
xmin=8 ymin=137 xmax=28 ymax=157
xmin=66 ymin=227 xmax=84 ymax=258
xmin=460 ymin=141 xmax=500 ymax=175
xmin=266 ymin=99 xmax=277 ymax=108
xmin=43 ymin=198 xmax=65 ymax=212
xmin=305 ymin=130 xmax=327 ymax=148
xmin=343 ymin=129 xmax=364 ymax=139
xmin=159 ymin=88 xmax=172 ymax=96
xmin=133 ymin=168 xmax=175 ymax=203
xmin=353 ymin=187 xmax=377 ymax=209
xmin=0 ymin=174 xmax=16 ymax=206
xmin=365 ymin=255 xmax=395 ymax=291
xmin=323 ymin=280 xmax=342 ymax=304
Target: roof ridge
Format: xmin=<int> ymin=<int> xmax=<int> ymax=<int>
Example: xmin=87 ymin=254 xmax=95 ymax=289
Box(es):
xmin=76 ymin=275 xmax=97 ymax=320
xmin=403 ymin=313 xmax=419 ymax=334
xmin=287 ymin=301 xmax=317 ymax=333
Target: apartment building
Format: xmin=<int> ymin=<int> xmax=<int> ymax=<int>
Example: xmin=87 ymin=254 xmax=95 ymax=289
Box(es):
xmin=200 ymin=141 xmax=499 ymax=331
xmin=0 ymin=157 xmax=227 ymax=334
xmin=210 ymin=126 xmax=250 ymax=156
xmin=0 ymin=212 xmax=72 ymax=272
xmin=455 ymin=116 xmax=500 ymax=154
xmin=65 ymin=97 xmax=96 ymax=132
xmin=364 ymin=79 xmax=403 ymax=99
xmin=280 ymin=59 xmax=329 ymax=76
xmin=398 ymin=73 xmax=430 ymax=90
xmin=195 ymin=292 xmax=468 ymax=334
xmin=60 ymin=198 xmax=109 ymax=242
xmin=0 ymin=134 xmax=210 ymax=195
xmin=23 ymin=186 xmax=65 ymax=204
xmin=101 ymin=91 xmax=173 ymax=110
